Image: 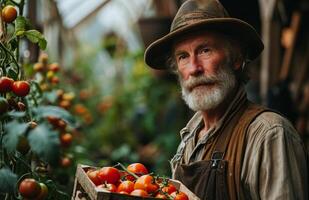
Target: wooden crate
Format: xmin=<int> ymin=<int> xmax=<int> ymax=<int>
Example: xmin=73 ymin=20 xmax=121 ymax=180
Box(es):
xmin=72 ymin=164 xmax=200 ymax=200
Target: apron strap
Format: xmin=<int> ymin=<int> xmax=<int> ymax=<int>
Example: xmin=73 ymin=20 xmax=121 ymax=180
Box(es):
xmin=211 ymin=101 xmax=273 ymax=199
xmin=212 ymin=100 xmax=249 ymax=156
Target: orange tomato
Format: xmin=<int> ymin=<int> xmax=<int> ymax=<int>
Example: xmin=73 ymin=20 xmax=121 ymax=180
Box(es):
xmin=2 ymin=5 xmax=17 ymax=23
xmin=134 ymin=174 xmax=159 ymax=194
xmin=117 ymin=180 xmax=134 ymax=194
xmin=130 ymin=189 xmax=148 ymax=197
xmin=170 ymin=191 xmax=189 ymax=200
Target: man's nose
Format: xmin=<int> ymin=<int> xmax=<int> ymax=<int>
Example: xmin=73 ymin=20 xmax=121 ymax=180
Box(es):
xmin=188 ymin=56 xmax=204 ymax=76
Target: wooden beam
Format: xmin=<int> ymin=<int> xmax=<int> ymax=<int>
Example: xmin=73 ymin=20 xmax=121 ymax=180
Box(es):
xmin=70 ymin=0 xmax=112 ymax=31
xmin=259 ymin=0 xmax=278 ymax=103
xmin=153 ymin=0 xmax=178 ymax=17
xmin=27 ymin=0 xmax=40 ymax=63
xmin=279 ymin=11 xmax=302 ymax=80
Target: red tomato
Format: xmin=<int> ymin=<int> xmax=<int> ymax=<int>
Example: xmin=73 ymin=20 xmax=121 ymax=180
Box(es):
xmin=97 ymin=183 xmax=117 ymax=192
xmin=1 ymin=5 xmax=17 ymax=23
xmin=18 ymin=178 xmax=41 ymax=199
xmin=134 ymin=174 xmax=159 ymax=194
xmin=36 ymin=182 xmax=48 ymax=200
xmin=130 ymin=189 xmax=148 ymax=197
xmin=86 ymin=169 xmax=101 ymax=186
xmin=49 ymin=63 xmax=60 ymax=72
xmin=60 ymin=133 xmax=73 ymax=148
xmin=117 ymin=180 xmax=134 ymax=194
xmin=162 ymin=183 xmax=177 ymax=194
xmin=98 ymin=167 xmax=120 ymax=184
xmin=118 ymin=191 xmax=129 ymax=195
xmin=0 ymin=76 xmax=14 ymax=93
xmin=155 ymin=192 xmax=168 ymax=199
xmin=170 ymin=191 xmax=189 ymax=200
xmin=127 ymin=163 xmax=148 ymax=175
xmin=60 ymin=157 xmax=71 ymax=168
xmin=12 ymin=81 xmax=30 ymax=97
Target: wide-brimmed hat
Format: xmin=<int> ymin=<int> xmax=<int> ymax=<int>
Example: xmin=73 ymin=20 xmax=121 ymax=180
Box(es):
xmin=144 ymin=0 xmax=264 ymax=69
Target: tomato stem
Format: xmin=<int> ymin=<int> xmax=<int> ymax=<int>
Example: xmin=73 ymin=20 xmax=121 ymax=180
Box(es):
xmin=0 ymin=42 xmax=20 ymax=78
xmin=116 ymin=162 xmax=139 ymax=180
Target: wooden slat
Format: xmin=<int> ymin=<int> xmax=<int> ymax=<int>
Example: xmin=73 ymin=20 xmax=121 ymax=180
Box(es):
xmin=259 ymin=0 xmax=278 ymax=103
xmin=279 ymin=11 xmax=302 ymax=80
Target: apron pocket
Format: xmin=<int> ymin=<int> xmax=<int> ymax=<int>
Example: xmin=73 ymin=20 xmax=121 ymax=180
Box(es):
xmin=174 ymin=155 xmax=229 ymax=200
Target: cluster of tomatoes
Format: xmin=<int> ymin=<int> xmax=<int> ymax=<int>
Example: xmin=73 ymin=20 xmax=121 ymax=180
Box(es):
xmin=0 ymin=76 xmax=30 ymax=115
xmin=18 ymin=178 xmax=48 ymax=200
xmin=46 ymin=115 xmax=74 ymax=168
xmin=33 ymin=53 xmax=60 ymax=91
xmin=86 ymin=163 xmax=188 ymax=200
xmin=0 ymin=76 xmax=30 ymax=97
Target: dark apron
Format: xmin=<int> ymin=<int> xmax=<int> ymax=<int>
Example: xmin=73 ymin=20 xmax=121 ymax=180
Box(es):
xmin=173 ymin=102 xmax=270 ymax=200
xmin=174 ymin=152 xmax=229 ymax=200
xmin=174 ymin=101 xmax=250 ymax=200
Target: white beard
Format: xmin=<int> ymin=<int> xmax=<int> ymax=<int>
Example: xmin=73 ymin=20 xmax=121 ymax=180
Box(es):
xmin=179 ymin=65 xmax=237 ymax=111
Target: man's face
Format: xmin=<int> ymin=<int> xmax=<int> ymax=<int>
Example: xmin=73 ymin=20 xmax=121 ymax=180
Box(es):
xmin=173 ymin=31 xmax=237 ymax=111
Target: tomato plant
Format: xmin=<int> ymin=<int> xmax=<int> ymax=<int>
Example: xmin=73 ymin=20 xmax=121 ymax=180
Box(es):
xmin=0 ymin=97 xmax=9 ymax=114
xmin=0 ymin=1 xmax=77 ymax=199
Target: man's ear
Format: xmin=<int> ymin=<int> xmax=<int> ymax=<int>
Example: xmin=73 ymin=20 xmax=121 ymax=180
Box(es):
xmin=233 ymin=57 xmax=243 ymax=70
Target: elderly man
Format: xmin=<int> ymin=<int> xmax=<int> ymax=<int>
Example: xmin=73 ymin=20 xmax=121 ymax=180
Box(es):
xmin=144 ymin=0 xmax=308 ymax=199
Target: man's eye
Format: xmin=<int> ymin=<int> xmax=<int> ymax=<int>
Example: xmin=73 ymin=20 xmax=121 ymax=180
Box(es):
xmin=177 ymin=54 xmax=187 ymax=61
xmin=200 ymin=48 xmax=210 ymax=54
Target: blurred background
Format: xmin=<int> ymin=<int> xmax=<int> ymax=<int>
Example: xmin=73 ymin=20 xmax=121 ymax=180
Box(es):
xmin=21 ymin=0 xmax=309 ymax=194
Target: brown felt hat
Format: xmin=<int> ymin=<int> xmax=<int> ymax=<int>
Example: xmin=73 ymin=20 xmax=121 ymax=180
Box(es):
xmin=144 ymin=0 xmax=264 ymax=69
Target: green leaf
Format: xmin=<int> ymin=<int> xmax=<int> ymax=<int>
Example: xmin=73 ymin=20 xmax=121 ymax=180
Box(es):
xmin=0 ymin=168 xmax=18 ymax=193
xmin=24 ymin=30 xmax=47 ymax=50
xmin=25 ymin=30 xmax=40 ymax=43
xmin=15 ymin=16 xmax=27 ymax=35
xmin=6 ymin=111 xmax=26 ymax=118
xmin=28 ymin=124 xmax=60 ymax=165
xmin=3 ymin=121 xmax=29 ymax=153
xmin=43 ymin=91 xmax=58 ymax=103
xmin=15 ymin=30 xmax=25 ymax=36
xmin=38 ymin=38 xmax=47 ymax=50
xmin=7 ymin=68 xmax=18 ymax=80
xmin=33 ymin=106 xmax=76 ymax=127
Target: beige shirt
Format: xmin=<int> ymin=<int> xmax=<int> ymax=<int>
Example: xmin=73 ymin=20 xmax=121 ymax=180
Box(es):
xmin=171 ymin=86 xmax=308 ymax=199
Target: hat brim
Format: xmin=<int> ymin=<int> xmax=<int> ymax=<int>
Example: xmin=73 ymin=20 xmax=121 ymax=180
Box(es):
xmin=144 ymin=18 xmax=264 ymax=69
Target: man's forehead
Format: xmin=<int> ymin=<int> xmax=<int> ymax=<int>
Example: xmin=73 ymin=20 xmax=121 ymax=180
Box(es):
xmin=172 ymin=31 xmax=226 ymax=50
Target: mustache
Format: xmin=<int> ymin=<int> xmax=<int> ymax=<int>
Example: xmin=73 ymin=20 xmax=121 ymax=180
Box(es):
xmin=181 ymin=75 xmax=220 ymax=91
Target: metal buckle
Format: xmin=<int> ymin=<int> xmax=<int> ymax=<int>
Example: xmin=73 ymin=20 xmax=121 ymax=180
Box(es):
xmin=211 ymin=151 xmax=224 ymax=168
